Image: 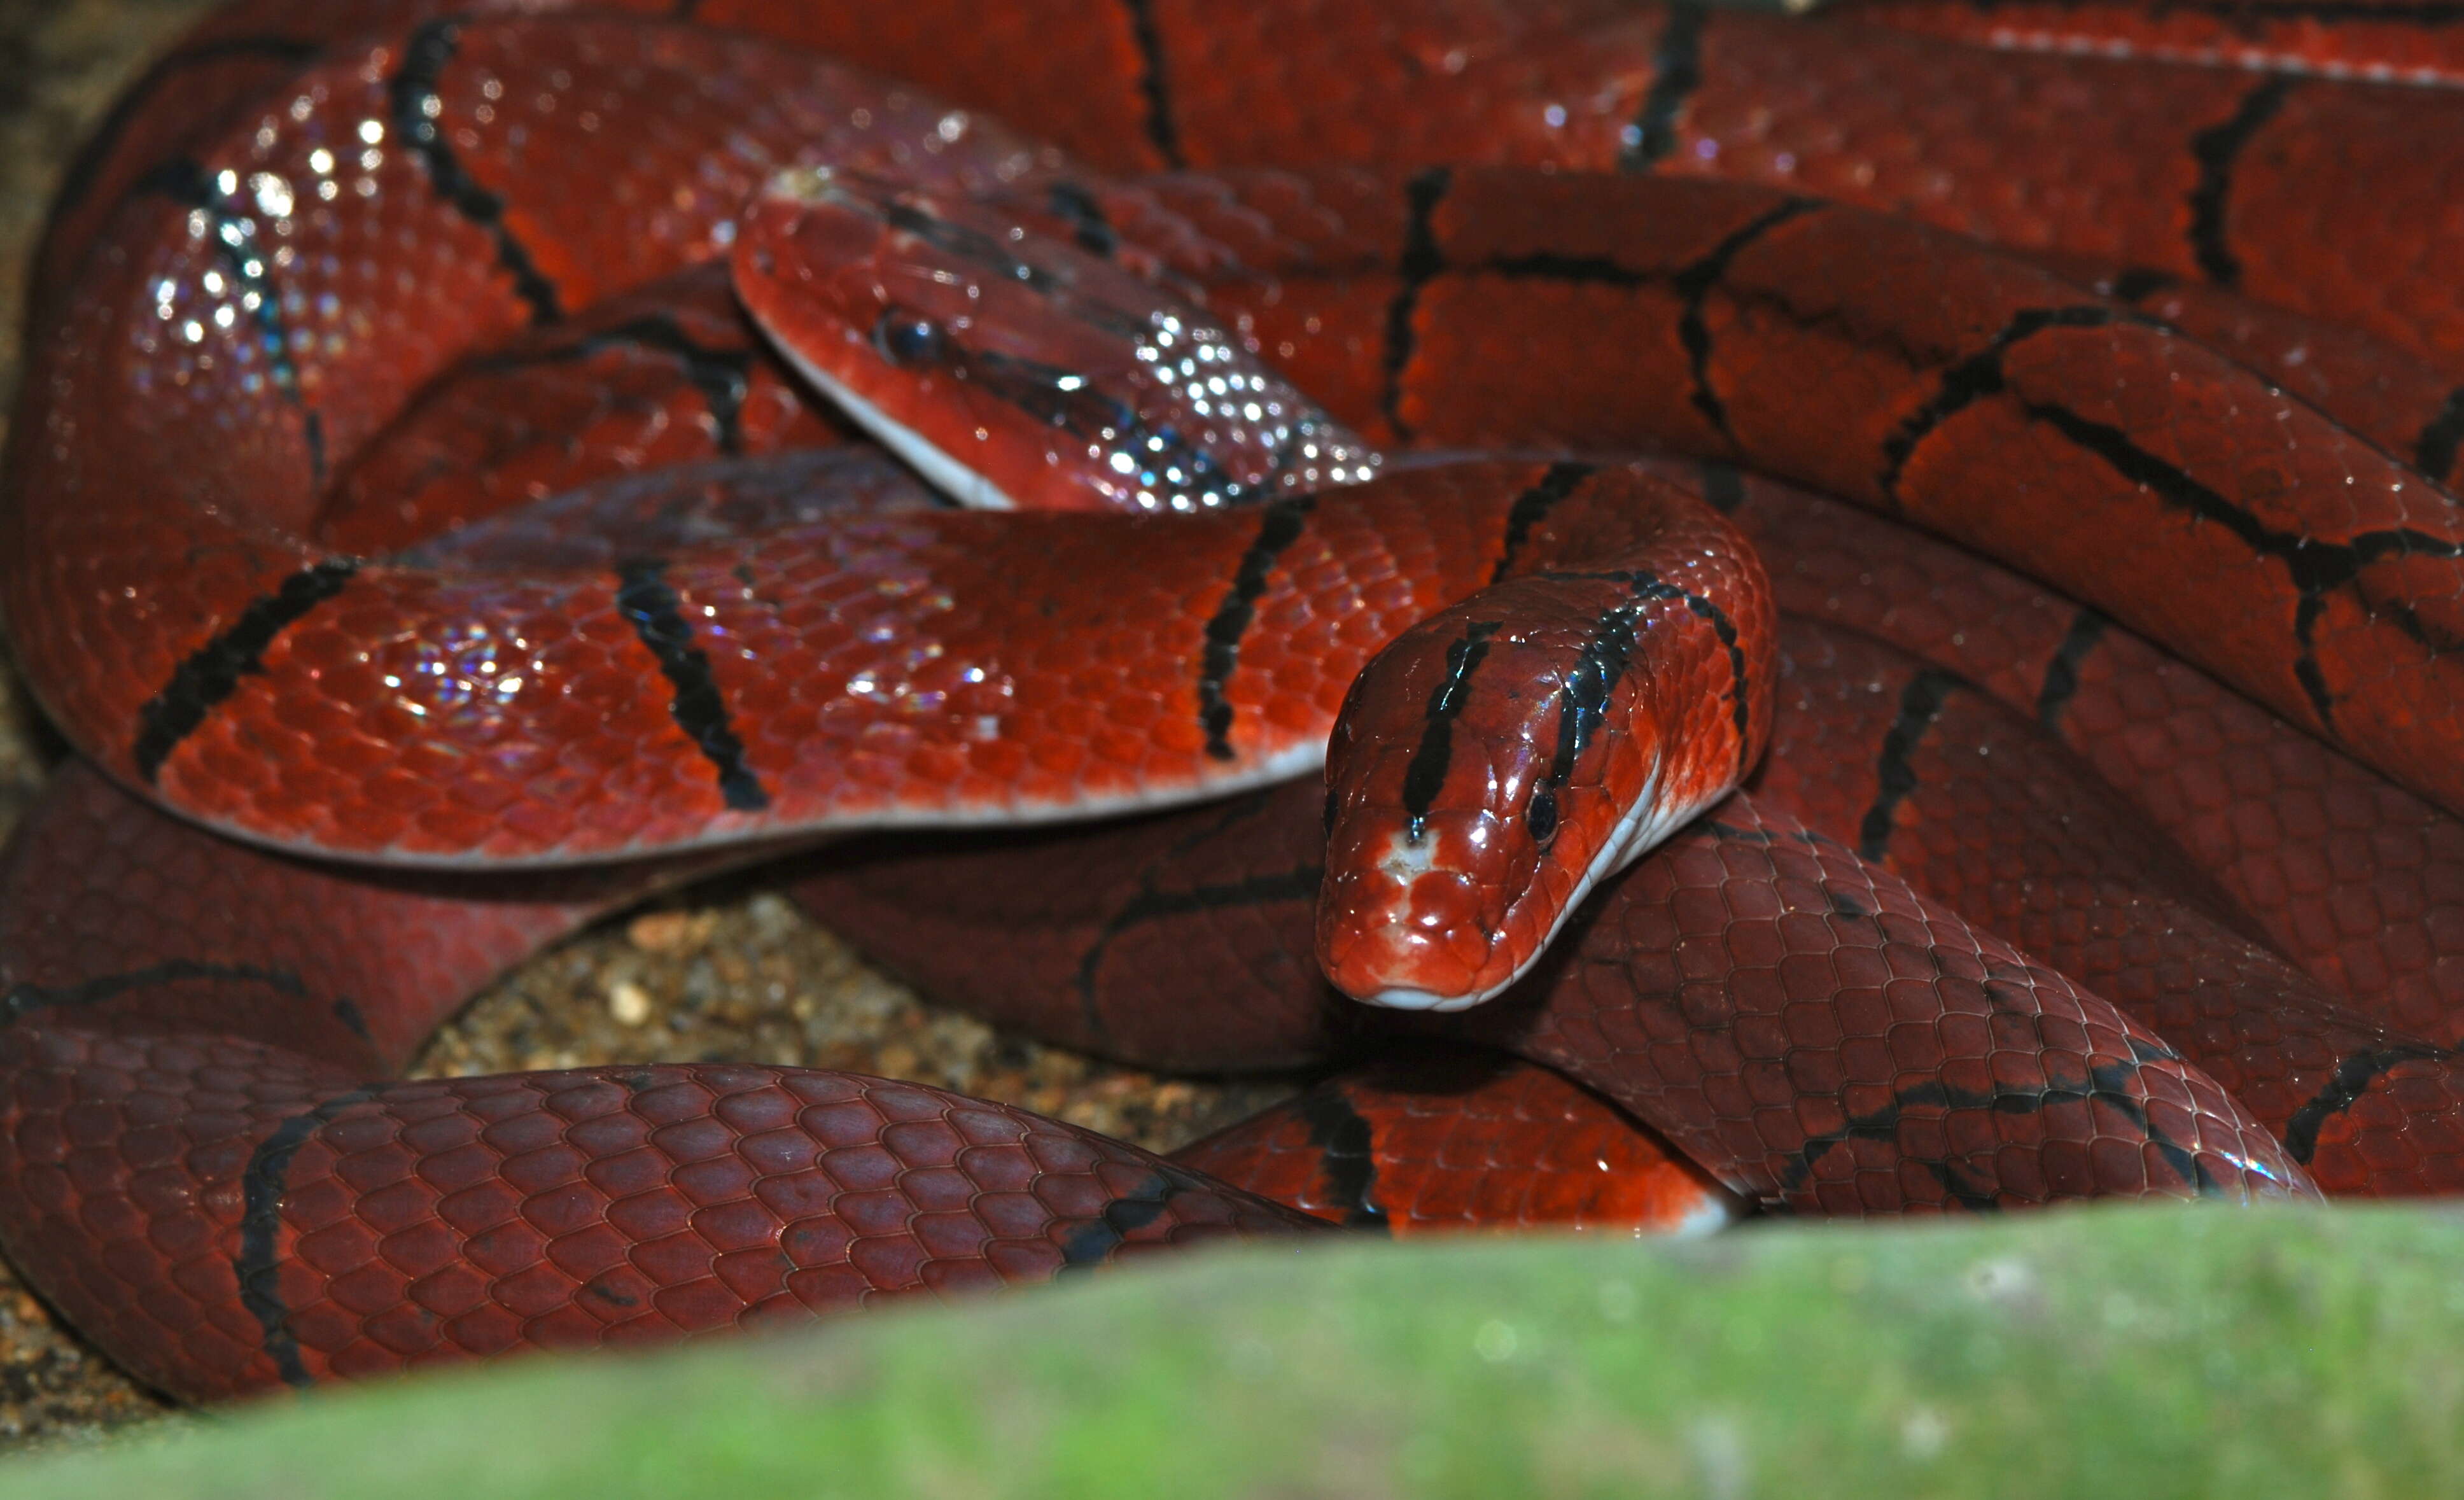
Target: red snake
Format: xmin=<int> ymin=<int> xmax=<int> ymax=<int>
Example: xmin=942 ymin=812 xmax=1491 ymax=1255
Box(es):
xmin=8 ymin=0 xmax=2464 ymax=1401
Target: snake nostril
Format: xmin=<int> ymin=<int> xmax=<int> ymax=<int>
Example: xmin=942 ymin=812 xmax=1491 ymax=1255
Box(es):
xmin=871 ymin=307 xmax=946 ymax=367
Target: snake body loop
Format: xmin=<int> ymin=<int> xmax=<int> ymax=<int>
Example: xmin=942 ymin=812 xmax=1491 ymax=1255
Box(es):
xmin=11 ymin=0 xmax=2464 ymax=1401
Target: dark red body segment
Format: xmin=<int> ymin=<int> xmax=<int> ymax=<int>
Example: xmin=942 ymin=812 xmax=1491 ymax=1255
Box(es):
xmin=1168 ymin=1048 xmax=1743 ymax=1236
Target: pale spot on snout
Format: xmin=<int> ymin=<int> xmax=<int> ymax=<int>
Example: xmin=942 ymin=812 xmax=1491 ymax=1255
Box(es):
xmin=1377 ymin=829 xmax=1439 ymax=881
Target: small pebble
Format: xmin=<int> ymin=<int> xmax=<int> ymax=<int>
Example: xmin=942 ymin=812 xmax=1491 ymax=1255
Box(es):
xmin=608 ymin=979 xmax=655 ymax=1027
xmin=627 ymin=910 xmax=705 ymax=953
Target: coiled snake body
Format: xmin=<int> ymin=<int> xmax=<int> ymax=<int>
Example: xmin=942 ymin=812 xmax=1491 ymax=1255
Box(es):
xmin=8 ymin=0 xmax=2464 ymax=1401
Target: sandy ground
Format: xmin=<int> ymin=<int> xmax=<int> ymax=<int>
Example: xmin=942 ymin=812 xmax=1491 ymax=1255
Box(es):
xmin=0 ymin=0 xmax=1303 ymax=1454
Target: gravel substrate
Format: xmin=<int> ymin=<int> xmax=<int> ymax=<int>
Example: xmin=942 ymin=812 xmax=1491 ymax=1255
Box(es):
xmin=0 ymin=0 xmax=1306 ymax=1454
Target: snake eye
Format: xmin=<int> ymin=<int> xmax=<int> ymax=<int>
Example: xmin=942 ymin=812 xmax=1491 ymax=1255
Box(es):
xmin=1527 ymin=787 xmax=1559 ymax=846
xmin=872 ymin=308 xmax=946 ymax=367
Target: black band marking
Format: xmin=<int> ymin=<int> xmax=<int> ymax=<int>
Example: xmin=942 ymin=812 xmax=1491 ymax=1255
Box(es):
xmin=131 ymin=560 xmax=360 ymax=782
xmin=1858 ymin=667 xmax=1963 ymax=862
xmin=1399 ymin=620 xmax=1504 ymax=843
xmin=237 ymin=1086 xmax=382 ymax=1388
xmin=1380 ymin=168 xmax=1454 ymax=442
xmin=1196 ymin=499 xmax=1316 ymax=759
xmin=2185 ymin=76 xmax=2295 ymax=287
xmin=613 ymin=557 xmax=769 ymax=810
xmin=2415 ymin=386 xmax=2464 ymax=483
xmin=1056 ymin=1168 xmax=1187 ymax=1267
xmin=1877 ymin=304 xmax=2118 ymax=501
xmin=2103 ymin=265 xmax=2180 ymax=304
xmin=2034 ymin=607 xmax=2110 ymax=732
xmin=2281 ymin=1042 xmax=2450 ymax=1163
xmin=1695 ymin=459 xmax=1746 ymax=515
xmin=1482 ymin=214 xmax=1833 ymax=440
xmin=390 ymin=19 xmax=563 ymax=323
xmin=2020 ymin=402 xmax=2464 ymax=731
xmin=1622 ymin=1 xmax=1709 ymax=171
xmin=1670 ymin=198 xmax=1826 ymax=444
xmin=1786 ymin=1039 xmax=2220 ymax=1209
xmin=1686 ymin=590 xmax=1755 ymax=776
xmin=3 ymin=960 xmax=309 ymax=1025
xmin=1490 ymin=462 xmax=1598 ymax=584
xmin=51 ymin=35 xmax=321 ymax=221
xmin=1117 ymin=0 xmax=1186 ymax=169
xmin=1070 ymin=861 xmax=1321 ymax=1039
xmin=1875 ymin=304 xmax=2464 ymax=732
xmin=137 ymin=155 xmax=321 ymax=484
xmin=1298 ymin=1088 xmax=1391 ymax=1233
xmin=482 ymin=314 xmax=754 ymax=454
xmin=1046 ymin=181 xmax=1119 ymax=258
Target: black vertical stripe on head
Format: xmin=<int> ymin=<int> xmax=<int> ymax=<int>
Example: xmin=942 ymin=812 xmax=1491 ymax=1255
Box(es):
xmin=1379 ymin=168 xmax=1454 ymax=442
xmin=613 ymin=557 xmax=770 ymax=811
xmin=1057 ymin=1169 xmax=1182 ymax=1267
xmin=1858 ymin=667 xmax=1963 ymax=862
xmin=131 ymin=560 xmax=360 ymax=782
xmin=1046 ymin=180 xmax=1119 ymax=258
xmin=1117 ymin=0 xmax=1186 ymax=169
xmin=1534 ymin=587 xmax=1662 ymax=843
xmin=1526 ymin=566 xmax=1755 ymax=802
xmin=236 ymin=1086 xmax=381 ymax=1388
xmin=1399 ymin=620 xmax=1504 ymax=842
xmin=1877 ymin=305 xmax=2117 ymax=501
xmin=136 ymin=155 xmax=322 ymax=484
xmin=2281 ymin=1042 xmax=2448 ymax=1163
xmin=1196 ymin=498 xmax=1317 ymax=760
xmin=2034 ymin=606 xmax=2110 ymax=731
xmin=1550 ymin=604 xmax=1645 ymax=783
xmin=1297 ymin=1088 xmax=1391 ymax=1233
xmin=2415 ymin=386 xmax=2464 ymax=483
xmin=1670 ymin=197 xmax=1825 ymax=444
xmin=389 ymin=18 xmax=563 ymax=323
xmin=1694 ymin=459 xmax=1746 ymax=515
xmin=2185 ymin=76 xmax=2295 ymax=288
xmin=1621 ymin=0 xmax=1709 ymax=172
xmin=1490 ymin=462 xmax=1597 ymax=584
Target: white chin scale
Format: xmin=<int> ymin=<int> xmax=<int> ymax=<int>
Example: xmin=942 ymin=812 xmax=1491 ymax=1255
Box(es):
xmin=773 ymin=337 xmax=1019 ymax=512
xmin=1357 ymin=762 xmax=1708 ymax=1013
xmin=1361 ymin=985 xmax=1490 ymax=1013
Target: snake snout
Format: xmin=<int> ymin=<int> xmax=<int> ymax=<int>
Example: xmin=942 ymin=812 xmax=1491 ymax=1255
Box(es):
xmin=1317 ymin=805 xmax=1521 ymax=1009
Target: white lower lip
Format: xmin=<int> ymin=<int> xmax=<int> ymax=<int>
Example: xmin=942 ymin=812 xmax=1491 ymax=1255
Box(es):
xmin=770 ymin=334 xmax=1021 ymax=512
